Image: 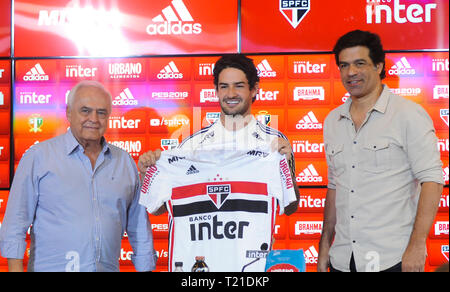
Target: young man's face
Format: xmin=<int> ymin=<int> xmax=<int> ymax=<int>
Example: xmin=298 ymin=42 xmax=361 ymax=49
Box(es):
xmin=338 ymin=46 xmax=383 ymax=99
xmin=216 ymin=67 xmax=258 ymax=117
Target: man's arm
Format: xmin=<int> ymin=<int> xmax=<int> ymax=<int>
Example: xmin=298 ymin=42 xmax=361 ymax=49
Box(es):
xmin=402 ymin=182 xmax=443 ymax=272
xmin=317 ymin=188 xmax=336 ymax=272
xmin=7 ymin=259 xmax=24 ymax=272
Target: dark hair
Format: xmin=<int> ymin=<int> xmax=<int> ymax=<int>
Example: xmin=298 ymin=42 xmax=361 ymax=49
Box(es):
xmin=213 ymin=54 xmax=260 ymax=94
xmin=333 ymin=30 xmax=386 ymax=80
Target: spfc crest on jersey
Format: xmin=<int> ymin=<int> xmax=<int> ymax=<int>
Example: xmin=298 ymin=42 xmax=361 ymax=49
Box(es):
xmin=207 ymin=184 xmax=231 ymax=209
xmin=279 ymin=0 xmax=310 ymax=29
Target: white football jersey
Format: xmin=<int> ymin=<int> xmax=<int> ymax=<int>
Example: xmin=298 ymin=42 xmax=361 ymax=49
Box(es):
xmin=178 ymin=116 xmax=289 ymax=151
xmin=139 ymin=145 xmax=297 ymax=272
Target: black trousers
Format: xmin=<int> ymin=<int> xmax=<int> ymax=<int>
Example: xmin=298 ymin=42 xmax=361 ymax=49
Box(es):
xmin=329 ymin=253 xmax=402 ymax=272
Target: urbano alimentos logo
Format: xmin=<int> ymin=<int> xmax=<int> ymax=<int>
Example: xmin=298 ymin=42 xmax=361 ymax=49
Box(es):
xmin=147 ymin=0 xmax=202 ymax=35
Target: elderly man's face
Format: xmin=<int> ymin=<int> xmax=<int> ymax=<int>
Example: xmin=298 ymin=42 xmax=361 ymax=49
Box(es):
xmin=66 ymin=86 xmax=111 ymax=146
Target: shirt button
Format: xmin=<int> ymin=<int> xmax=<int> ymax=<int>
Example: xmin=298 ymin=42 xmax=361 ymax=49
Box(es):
xmin=352 ymin=165 xmax=355 ymax=168
xmin=351 ymin=190 xmax=354 ymax=193
xmin=353 ymin=141 xmax=357 ymax=144
xmin=353 ymin=240 xmax=356 ymax=243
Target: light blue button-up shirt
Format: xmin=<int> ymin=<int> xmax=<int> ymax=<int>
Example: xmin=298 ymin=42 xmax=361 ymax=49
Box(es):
xmin=0 ymin=130 xmax=157 ymax=271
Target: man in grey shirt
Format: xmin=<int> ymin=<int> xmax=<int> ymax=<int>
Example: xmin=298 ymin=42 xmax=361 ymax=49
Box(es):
xmin=317 ymin=30 xmax=444 ymax=272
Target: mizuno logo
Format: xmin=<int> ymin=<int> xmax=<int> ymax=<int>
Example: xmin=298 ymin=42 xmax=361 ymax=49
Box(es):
xmin=23 ymin=63 xmax=49 ymax=81
xmin=112 ymin=88 xmax=138 ymax=106
xmin=146 ymin=0 xmax=202 ymax=35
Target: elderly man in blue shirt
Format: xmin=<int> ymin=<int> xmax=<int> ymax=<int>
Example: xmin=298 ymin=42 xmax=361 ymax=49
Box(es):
xmin=0 ymin=81 xmax=157 ymax=272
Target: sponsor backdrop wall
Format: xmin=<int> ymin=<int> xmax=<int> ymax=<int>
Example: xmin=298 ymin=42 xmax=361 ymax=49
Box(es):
xmin=0 ymin=0 xmax=448 ymax=271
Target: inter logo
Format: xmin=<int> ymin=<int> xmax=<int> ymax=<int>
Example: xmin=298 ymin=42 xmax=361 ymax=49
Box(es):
xmin=279 ymin=0 xmax=310 ymax=29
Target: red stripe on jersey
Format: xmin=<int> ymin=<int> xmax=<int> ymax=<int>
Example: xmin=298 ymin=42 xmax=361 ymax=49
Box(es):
xmin=171 ymin=181 xmax=268 ymax=200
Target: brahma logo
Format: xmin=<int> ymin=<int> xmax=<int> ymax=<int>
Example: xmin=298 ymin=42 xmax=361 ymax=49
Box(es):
xmin=147 ymin=0 xmax=202 ymax=35
xmin=279 ymin=0 xmax=310 ymax=29
xmin=433 ymin=85 xmax=449 ymax=100
xmin=157 ymin=61 xmax=183 ymax=79
xmin=293 ymin=87 xmax=325 ymax=101
xmin=434 ymin=221 xmax=449 ymax=236
xmin=295 ymin=221 xmax=323 ymax=235
xmin=23 ymin=63 xmax=49 ymax=81
xmin=200 ymin=89 xmax=218 ymax=103
xmin=366 ymin=0 xmax=437 ymax=24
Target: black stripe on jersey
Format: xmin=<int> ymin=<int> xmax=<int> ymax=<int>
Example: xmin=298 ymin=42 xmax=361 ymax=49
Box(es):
xmin=172 ymin=199 xmax=268 ymax=217
xmin=256 ymin=121 xmax=288 ymax=139
xmin=178 ymin=123 xmax=215 ymax=148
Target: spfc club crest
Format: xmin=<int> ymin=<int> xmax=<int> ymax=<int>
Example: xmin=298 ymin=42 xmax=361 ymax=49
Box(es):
xmin=279 ymin=0 xmax=310 ymax=29
xmin=161 ymin=139 xmax=178 ymax=151
xmin=442 ymin=245 xmax=449 ymax=261
xmin=440 ymin=109 xmax=449 ymax=127
xmin=207 ymin=184 xmax=230 ymax=209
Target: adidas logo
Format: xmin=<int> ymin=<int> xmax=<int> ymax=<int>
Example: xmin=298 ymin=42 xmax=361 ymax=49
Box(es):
xmin=157 ymin=61 xmax=183 ymax=79
xmin=256 ymin=59 xmax=276 ymax=77
xmin=146 ymin=0 xmax=202 ymax=35
xmin=23 ymin=63 xmax=49 ymax=81
xmin=388 ymin=57 xmax=416 ymax=75
xmin=186 ymin=165 xmax=199 ymax=175
xmin=297 ymin=164 xmax=323 ymax=183
xmin=296 ymin=111 xmax=322 ymax=130
xmin=112 ymin=88 xmax=138 ymax=106
xmin=304 ymin=246 xmax=318 ymax=264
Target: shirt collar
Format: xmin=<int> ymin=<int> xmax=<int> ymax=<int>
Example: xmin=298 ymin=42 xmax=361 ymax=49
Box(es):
xmin=338 ymin=85 xmax=391 ymax=120
xmin=64 ymin=129 xmax=110 ymax=156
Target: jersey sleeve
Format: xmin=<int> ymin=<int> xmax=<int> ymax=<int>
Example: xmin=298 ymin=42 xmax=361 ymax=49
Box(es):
xmin=139 ymin=161 xmax=172 ymax=214
xmin=268 ymin=152 xmax=297 ymax=215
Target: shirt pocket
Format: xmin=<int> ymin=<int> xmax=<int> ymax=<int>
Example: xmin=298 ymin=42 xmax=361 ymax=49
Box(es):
xmin=325 ymin=143 xmax=345 ymax=177
xmin=362 ymin=139 xmax=391 ymax=173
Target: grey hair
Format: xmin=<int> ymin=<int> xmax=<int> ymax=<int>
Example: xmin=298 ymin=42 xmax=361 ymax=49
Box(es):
xmin=66 ymin=80 xmax=112 ymax=110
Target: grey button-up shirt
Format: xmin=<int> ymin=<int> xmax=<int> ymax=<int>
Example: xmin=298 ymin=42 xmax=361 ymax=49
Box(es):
xmin=324 ymin=85 xmax=444 ymax=272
